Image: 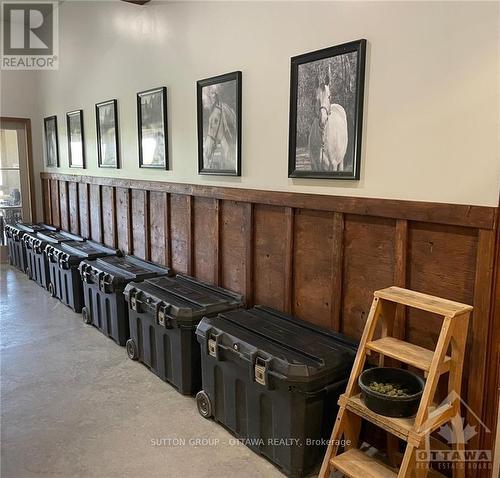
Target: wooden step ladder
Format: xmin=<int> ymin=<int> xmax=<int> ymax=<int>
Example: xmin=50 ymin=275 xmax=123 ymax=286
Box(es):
xmin=319 ymin=286 xmax=472 ymax=478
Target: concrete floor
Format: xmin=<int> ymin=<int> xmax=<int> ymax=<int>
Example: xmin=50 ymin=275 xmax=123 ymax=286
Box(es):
xmin=0 ymin=266 xmax=286 ymax=478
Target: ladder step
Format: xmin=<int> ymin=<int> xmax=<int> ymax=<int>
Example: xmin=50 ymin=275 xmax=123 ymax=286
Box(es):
xmin=366 ymin=337 xmax=451 ymax=373
xmin=340 ymin=394 xmax=455 ymax=446
xmin=330 ymin=449 xmax=397 ymax=478
xmin=374 ymin=286 xmax=472 ymax=317
xmin=341 ymin=394 xmax=414 ymax=441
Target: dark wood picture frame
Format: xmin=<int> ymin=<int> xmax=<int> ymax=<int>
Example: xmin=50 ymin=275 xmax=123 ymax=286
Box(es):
xmin=66 ymin=109 xmax=85 ymax=169
xmin=288 ymin=39 xmax=366 ymax=180
xmin=137 ymin=87 xmax=168 ymax=170
xmin=44 ymin=115 xmax=59 ymax=167
xmin=95 ymin=99 xmax=120 ymax=169
xmin=197 ymin=71 xmax=242 ymax=176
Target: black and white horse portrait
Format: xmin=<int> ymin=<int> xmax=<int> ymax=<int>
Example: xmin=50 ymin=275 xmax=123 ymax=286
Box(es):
xmin=197 ymin=71 xmax=241 ymax=176
xmin=137 ymin=87 xmax=168 ymax=169
xmin=289 ymin=40 xmax=366 ymax=179
xmin=67 ymin=110 xmax=85 ymax=168
xmin=96 ymin=99 xmax=120 ymax=168
xmin=44 ymin=116 xmax=59 ymax=167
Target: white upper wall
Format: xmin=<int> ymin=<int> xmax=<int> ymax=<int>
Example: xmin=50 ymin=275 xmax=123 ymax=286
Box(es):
xmin=4 ymin=1 xmax=500 ymax=206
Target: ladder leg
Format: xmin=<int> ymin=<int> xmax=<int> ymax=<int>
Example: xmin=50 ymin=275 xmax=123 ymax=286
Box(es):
xmin=450 ymin=413 xmax=466 ymax=478
xmin=318 ymin=406 xmax=347 ymax=478
xmin=399 ymin=445 xmax=416 ymax=478
xmin=414 ymin=316 xmax=454 ymax=429
xmin=448 ymin=314 xmax=468 ymax=478
xmin=413 ymin=436 xmax=430 ymax=478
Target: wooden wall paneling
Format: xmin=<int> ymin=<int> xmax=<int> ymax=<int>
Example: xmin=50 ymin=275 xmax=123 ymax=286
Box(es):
xmin=50 ymin=179 xmax=60 ymax=228
xmin=467 ymin=229 xmax=495 ymax=452
xmin=89 ymin=184 xmax=102 ymax=243
xmin=149 ymin=191 xmax=167 ymax=266
xmin=284 ymin=207 xmax=295 ymax=314
xmin=193 ymin=197 xmax=218 ymax=284
xmin=341 ymin=215 xmax=396 ymax=340
xmin=101 ymin=186 xmax=117 ymax=248
xmin=220 ymin=200 xmax=247 ymax=298
xmin=42 ymin=178 xmax=51 ymax=224
xmin=253 ymin=204 xmax=288 ymax=311
xmin=59 ymin=181 xmax=69 ymax=231
xmin=292 ymin=209 xmax=335 ymax=329
xmin=331 ymin=212 xmax=344 ymax=332
xmin=78 ymin=182 xmax=90 ymax=238
xmin=131 ymin=189 xmax=148 ymax=260
xmin=393 ymin=219 xmax=408 ymax=339
xmin=68 ymin=181 xmax=80 ymax=234
xmin=481 ymin=214 xmax=500 ymax=475
xmin=244 ymin=203 xmax=254 ymax=306
xmin=115 ymin=187 xmax=131 ymax=254
xmin=187 ymin=195 xmax=194 ymax=275
xmin=164 ymin=193 xmax=171 ymax=267
xmin=39 ymin=173 xmax=496 ymax=230
xmin=169 ymin=194 xmax=190 ymax=274
xmin=214 ymin=199 xmax=220 ymax=285
xmin=406 ymin=223 xmax=477 ymax=353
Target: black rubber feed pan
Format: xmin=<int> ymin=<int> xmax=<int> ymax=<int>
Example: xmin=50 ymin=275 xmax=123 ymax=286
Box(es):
xmin=359 ymin=367 xmax=425 ymax=418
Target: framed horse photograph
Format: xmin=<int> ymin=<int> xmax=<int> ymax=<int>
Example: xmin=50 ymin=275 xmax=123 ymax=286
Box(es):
xmin=66 ymin=109 xmax=85 ymax=168
xmin=44 ymin=116 xmax=59 ymax=168
xmin=96 ymin=99 xmax=120 ymax=168
xmin=288 ymin=39 xmax=366 ymax=179
xmin=197 ymin=71 xmax=242 ymax=176
xmin=137 ymin=87 xmax=168 ymax=169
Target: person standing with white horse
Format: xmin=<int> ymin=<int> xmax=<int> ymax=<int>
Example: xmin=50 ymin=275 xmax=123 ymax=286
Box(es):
xmin=308 ymin=65 xmax=348 ymax=172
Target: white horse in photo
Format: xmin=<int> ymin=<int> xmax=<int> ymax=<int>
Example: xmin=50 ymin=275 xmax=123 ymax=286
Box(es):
xmin=308 ymin=68 xmax=348 ymax=172
xmin=203 ymin=85 xmax=237 ymax=171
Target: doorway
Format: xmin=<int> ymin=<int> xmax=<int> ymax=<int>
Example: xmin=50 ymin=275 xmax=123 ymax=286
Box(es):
xmin=0 ymin=118 xmax=35 ymax=252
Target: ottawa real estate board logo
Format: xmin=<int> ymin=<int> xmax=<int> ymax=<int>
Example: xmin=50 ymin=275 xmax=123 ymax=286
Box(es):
xmin=1 ymin=1 xmax=58 ymax=69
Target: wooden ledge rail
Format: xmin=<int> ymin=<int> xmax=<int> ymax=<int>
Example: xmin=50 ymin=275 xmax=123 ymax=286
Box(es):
xmin=40 ymin=172 xmax=497 ymax=230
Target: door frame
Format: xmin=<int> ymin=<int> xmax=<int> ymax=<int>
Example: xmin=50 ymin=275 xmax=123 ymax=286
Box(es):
xmin=0 ymin=117 xmax=36 ymax=222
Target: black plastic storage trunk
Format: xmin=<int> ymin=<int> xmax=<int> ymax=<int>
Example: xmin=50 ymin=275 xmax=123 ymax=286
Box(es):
xmin=123 ymin=275 xmax=243 ymax=395
xmin=23 ymin=230 xmax=84 ymax=288
xmin=79 ymin=255 xmax=171 ymax=346
xmin=195 ymin=305 xmax=357 ymax=478
xmin=45 ymin=241 xmax=118 ymax=312
xmin=5 ymin=223 xmax=56 ymax=272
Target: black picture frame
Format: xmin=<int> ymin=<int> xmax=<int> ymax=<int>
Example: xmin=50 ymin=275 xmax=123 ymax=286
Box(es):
xmin=197 ymin=71 xmax=242 ymax=176
xmin=137 ymin=87 xmax=168 ymax=169
xmin=95 ymin=99 xmax=120 ymax=169
xmin=288 ymin=39 xmax=366 ymax=180
xmin=44 ymin=115 xmax=59 ymax=167
xmin=66 ymin=109 xmax=85 ymax=169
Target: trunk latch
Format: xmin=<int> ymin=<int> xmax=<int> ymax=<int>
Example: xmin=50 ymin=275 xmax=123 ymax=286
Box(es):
xmin=99 ymin=274 xmax=112 ymax=293
xmin=255 ymin=357 xmax=267 ymax=386
xmin=157 ymin=303 xmax=171 ymax=327
xmin=130 ymin=290 xmax=139 ymax=311
xmin=208 ymin=333 xmax=219 ymax=358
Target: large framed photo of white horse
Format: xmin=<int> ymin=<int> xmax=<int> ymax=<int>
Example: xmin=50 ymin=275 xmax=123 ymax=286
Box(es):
xmin=288 ymin=39 xmax=366 ymax=179
xmin=197 ymin=71 xmax=242 ymax=176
